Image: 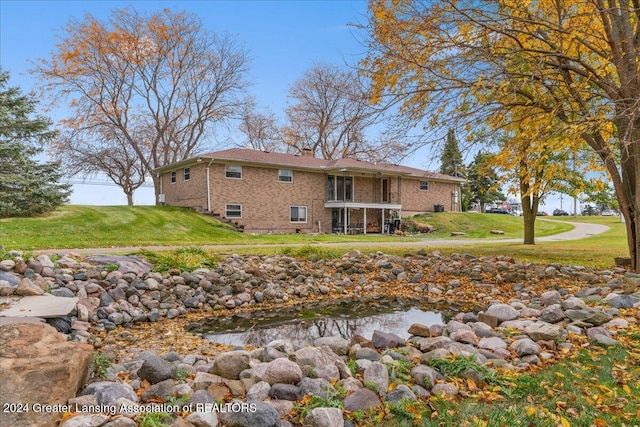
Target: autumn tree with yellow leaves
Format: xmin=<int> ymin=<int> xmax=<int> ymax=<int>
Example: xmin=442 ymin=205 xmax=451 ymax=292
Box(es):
xmin=35 ymin=7 xmax=250 ymax=204
xmin=363 ymin=0 xmax=640 ymax=268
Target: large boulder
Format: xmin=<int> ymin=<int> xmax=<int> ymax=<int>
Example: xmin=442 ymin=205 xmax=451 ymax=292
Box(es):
xmin=262 ymin=358 xmax=303 ymax=385
xmin=294 ymin=346 xmax=342 ymax=369
xmin=484 ymin=304 xmax=519 ymax=323
xmin=304 ymin=407 xmax=344 ymax=427
xmin=221 ymin=401 xmax=280 ymax=427
xmin=0 ymin=323 xmax=93 ymax=427
xmin=136 ymin=353 xmax=174 ymax=384
xmin=213 ymin=350 xmax=251 ymax=380
xmin=85 ymin=255 xmax=153 ymax=275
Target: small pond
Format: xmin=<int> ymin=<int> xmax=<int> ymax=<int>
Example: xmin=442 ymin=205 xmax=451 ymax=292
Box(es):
xmin=187 ymin=297 xmax=455 ymax=348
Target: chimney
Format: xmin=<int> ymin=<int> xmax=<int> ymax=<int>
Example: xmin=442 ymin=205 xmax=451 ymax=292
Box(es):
xmin=302 ymin=148 xmax=314 ymax=157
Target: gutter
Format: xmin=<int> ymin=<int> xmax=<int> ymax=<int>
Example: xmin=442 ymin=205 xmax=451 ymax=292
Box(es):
xmin=206 ymin=159 xmax=214 ymax=212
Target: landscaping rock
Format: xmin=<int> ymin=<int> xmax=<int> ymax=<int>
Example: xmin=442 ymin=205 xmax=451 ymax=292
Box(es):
xmin=184 ymin=410 xmax=219 ymax=427
xmin=304 ymin=407 xmax=344 ymax=427
xmin=525 ymin=322 xmax=565 ymax=341
xmin=15 ymin=278 xmax=45 ymax=296
xmin=431 ymin=383 xmax=459 ymax=397
xmin=363 ymin=362 xmax=389 ymax=396
xmin=81 ymin=381 xmax=138 ymax=405
xmin=541 ymin=290 xmax=562 ymax=306
xmin=136 ymin=353 xmax=174 ymax=384
xmin=268 ymin=383 xmax=301 ymax=401
xmin=385 ymin=384 xmax=417 ymax=402
xmin=60 ymin=414 xmax=111 ymax=427
xmin=478 ymin=337 xmax=507 ymax=351
xmin=343 ymin=388 xmax=381 ymax=412
xmin=313 ymin=336 xmax=350 ymax=355
xmin=214 ymin=350 xmax=251 ymax=380
xmin=606 ymin=294 xmax=635 ymax=309
xmin=0 ymin=323 xmax=93 ymax=427
xmin=408 ymin=323 xmax=431 ymax=337
xmin=484 ymin=304 xmax=519 ymax=322
xmin=298 ymin=377 xmax=335 ymax=400
xmin=263 ymin=358 xmax=303 ymax=385
xmin=539 ymin=304 xmax=566 ymax=324
xmin=222 ymin=401 xmax=280 ymax=427
xmin=371 ymin=330 xmax=404 ymax=349
xmin=589 ymin=334 xmax=620 ymax=347
xmin=511 ymin=338 xmax=541 ymax=356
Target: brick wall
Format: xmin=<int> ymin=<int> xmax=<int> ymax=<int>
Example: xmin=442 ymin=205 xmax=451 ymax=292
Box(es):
xmin=160 ymin=161 xmax=461 ymax=233
xmin=209 ymin=163 xmax=330 ymax=234
xmin=161 ymin=164 xmax=208 ymax=208
xmin=400 ymin=177 xmax=461 ymax=215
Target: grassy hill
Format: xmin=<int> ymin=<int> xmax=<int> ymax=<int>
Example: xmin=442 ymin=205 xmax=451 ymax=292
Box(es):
xmin=412 ymin=212 xmax=572 ymax=239
xmin=0 ymin=205 xmax=581 ymax=251
xmin=0 ymin=205 xmax=416 ymax=250
xmin=0 ymin=206 xmax=248 ymax=250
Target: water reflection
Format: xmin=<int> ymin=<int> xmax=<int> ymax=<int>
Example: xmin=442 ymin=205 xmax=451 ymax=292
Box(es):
xmin=191 ymin=300 xmax=443 ymax=348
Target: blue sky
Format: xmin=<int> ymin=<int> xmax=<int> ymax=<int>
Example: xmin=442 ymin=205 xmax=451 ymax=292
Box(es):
xmin=1 ymin=0 xmax=373 ymax=204
xmin=1 ymin=0 xmax=576 ymax=211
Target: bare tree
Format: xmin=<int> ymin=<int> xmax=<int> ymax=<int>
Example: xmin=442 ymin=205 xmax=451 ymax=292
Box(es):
xmin=282 ymin=62 xmax=385 ymax=160
xmin=236 ymin=100 xmax=283 ymax=152
xmin=57 ymin=127 xmax=147 ymax=205
xmin=35 ymin=7 xmax=250 ymax=203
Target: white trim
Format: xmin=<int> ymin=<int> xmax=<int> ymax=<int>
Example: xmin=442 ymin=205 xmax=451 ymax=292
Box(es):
xmin=170 ymin=171 xmax=177 ymax=184
xmin=325 ymin=201 xmax=402 ymax=210
xmin=183 ymin=167 xmax=191 ymax=181
xmin=290 ymin=206 xmax=307 ymax=223
xmin=225 ymin=203 xmax=242 ymax=218
xmin=326 ymin=174 xmax=354 ymax=201
xmin=206 ymin=159 xmax=214 ymax=211
xmin=225 ymin=164 xmax=243 ymax=179
xmin=278 ymin=169 xmax=293 ymax=183
xmin=419 ymin=180 xmax=430 ymax=191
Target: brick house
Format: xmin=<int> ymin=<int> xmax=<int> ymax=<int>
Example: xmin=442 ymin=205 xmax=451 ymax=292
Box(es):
xmin=153 ymin=148 xmax=465 ymax=234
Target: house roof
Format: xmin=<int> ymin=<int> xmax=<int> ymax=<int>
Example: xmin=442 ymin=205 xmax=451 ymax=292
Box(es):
xmin=153 ymin=148 xmax=465 ymax=183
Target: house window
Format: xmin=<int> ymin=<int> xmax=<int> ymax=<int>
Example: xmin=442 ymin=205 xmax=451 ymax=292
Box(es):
xmin=225 ymin=165 xmax=242 ymax=179
xmin=420 ymin=181 xmax=429 ymax=191
xmin=278 ymin=169 xmax=293 ymax=182
xmin=290 ymin=206 xmax=307 ymax=223
xmin=170 ymin=171 xmax=176 ymax=183
xmin=225 ymin=204 xmax=242 ymax=218
xmin=183 ymin=167 xmax=190 ymax=181
xmin=326 ymin=175 xmax=353 ymax=201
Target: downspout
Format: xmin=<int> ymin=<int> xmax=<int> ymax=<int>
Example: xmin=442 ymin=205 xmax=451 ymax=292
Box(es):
xmin=206 ymin=159 xmax=214 ymax=212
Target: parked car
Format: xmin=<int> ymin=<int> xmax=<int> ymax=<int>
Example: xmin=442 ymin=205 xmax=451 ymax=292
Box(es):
xmin=553 ymin=209 xmax=569 ymax=216
xmin=536 ymin=211 xmax=548 ymax=216
xmin=601 ymin=210 xmax=616 ymax=216
xmin=486 ymin=208 xmax=510 ymax=214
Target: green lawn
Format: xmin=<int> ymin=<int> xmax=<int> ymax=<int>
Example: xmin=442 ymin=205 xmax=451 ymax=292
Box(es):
xmin=402 ymin=215 xmax=628 ymax=269
xmin=412 ymin=212 xmax=573 ymax=239
xmin=0 ymin=207 xmax=627 ymax=270
xmin=0 ymin=205 xmax=416 ymax=250
xmin=0 ymin=206 xmax=585 ymax=251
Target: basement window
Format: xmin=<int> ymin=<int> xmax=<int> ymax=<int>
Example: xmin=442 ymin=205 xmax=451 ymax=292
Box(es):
xmin=290 ymin=206 xmax=307 ymax=223
xmin=225 ymin=204 xmax=242 ymax=218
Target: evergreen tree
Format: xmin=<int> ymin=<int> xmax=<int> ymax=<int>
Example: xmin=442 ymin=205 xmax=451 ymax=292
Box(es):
xmin=467 ymin=151 xmax=505 ymax=212
xmin=440 ymin=128 xmax=463 ymax=177
xmin=0 ymin=70 xmax=71 ymax=217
